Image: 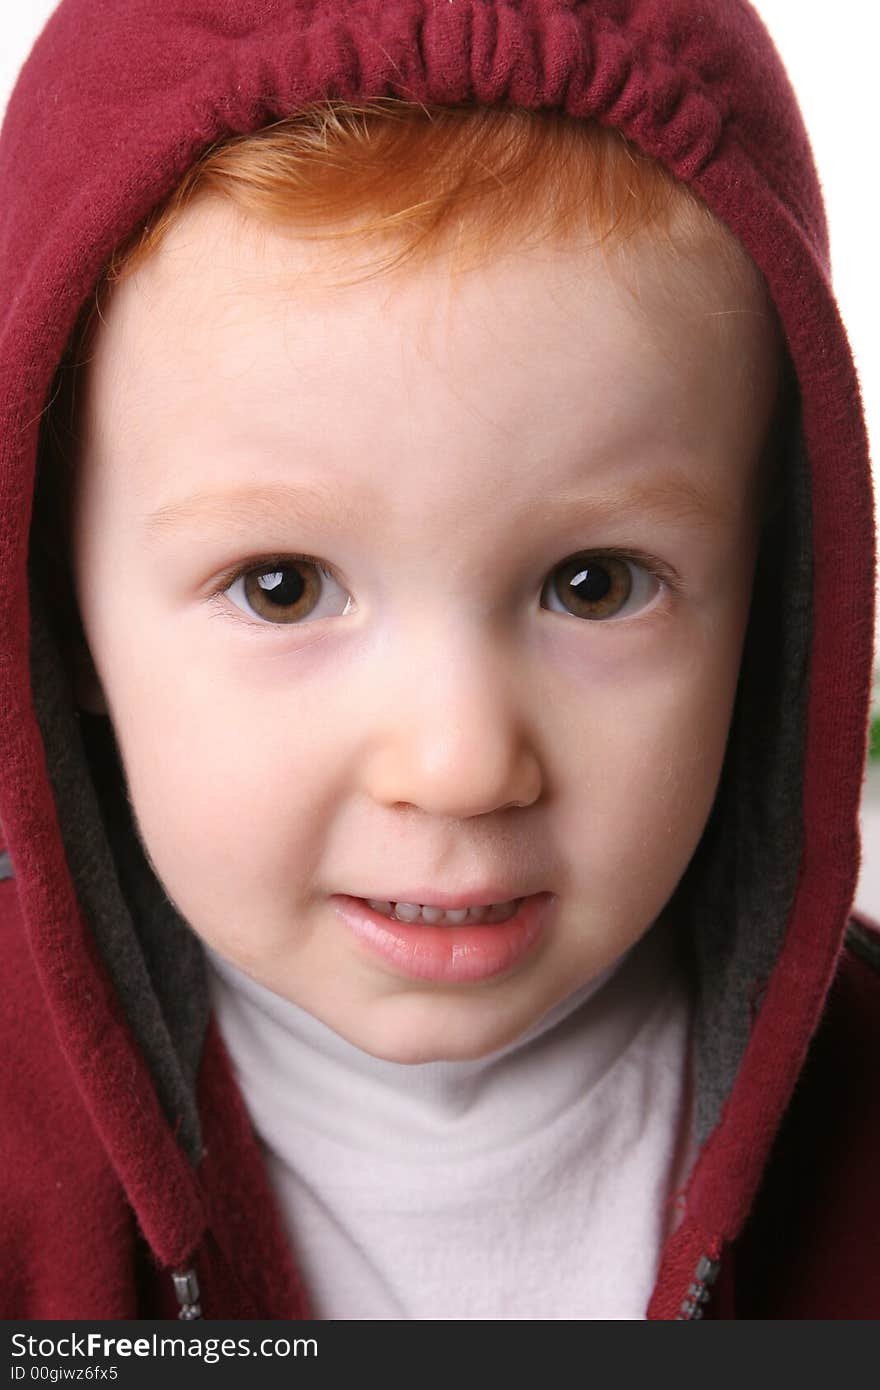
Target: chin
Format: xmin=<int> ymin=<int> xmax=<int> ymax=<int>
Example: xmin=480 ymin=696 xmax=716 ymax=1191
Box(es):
xmin=343 ymin=1004 xmax=529 ymax=1065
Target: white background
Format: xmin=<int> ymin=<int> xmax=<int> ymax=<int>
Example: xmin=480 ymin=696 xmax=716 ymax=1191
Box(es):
xmin=2 ymin=2 xmax=878 ymax=917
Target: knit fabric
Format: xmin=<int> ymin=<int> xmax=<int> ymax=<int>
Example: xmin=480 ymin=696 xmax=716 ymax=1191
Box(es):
xmin=207 ymin=920 xmax=695 ymax=1318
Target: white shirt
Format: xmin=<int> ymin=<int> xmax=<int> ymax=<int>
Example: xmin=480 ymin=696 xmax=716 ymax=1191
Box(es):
xmin=207 ymin=917 xmax=694 ymax=1320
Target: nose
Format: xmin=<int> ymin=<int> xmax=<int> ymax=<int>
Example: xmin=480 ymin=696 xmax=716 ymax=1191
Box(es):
xmin=360 ymin=626 xmax=543 ymax=819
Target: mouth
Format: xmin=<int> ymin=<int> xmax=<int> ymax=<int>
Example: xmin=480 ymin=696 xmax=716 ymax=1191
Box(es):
xmin=330 ymin=892 xmax=556 ymax=984
xmin=362 ymin=897 xmax=524 ymax=927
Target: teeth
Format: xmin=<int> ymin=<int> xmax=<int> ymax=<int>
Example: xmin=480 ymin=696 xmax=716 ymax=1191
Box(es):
xmin=365 ymin=898 xmax=520 ymax=926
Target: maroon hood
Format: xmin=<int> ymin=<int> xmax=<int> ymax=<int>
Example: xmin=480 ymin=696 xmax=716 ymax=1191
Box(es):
xmin=0 ymin=0 xmax=875 ymax=1319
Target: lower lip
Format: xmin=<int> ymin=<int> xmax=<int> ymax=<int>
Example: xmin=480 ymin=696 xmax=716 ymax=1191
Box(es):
xmin=330 ymin=893 xmax=556 ymax=984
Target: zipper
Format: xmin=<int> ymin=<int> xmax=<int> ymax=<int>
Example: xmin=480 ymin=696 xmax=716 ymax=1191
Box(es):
xmin=676 ymin=1254 xmax=721 ymax=1319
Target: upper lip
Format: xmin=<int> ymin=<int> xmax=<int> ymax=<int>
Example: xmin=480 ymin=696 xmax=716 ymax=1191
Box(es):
xmin=343 ymin=887 xmax=538 ymax=910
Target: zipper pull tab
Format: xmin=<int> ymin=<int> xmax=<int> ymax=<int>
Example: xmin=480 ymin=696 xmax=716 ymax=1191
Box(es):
xmin=172 ymin=1267 xmax=203 ymax=1320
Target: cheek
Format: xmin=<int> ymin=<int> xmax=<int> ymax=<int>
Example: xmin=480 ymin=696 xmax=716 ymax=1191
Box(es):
xmin=555 ymin=607 xmax=749 ymax=908
xmin=101 ymin=648 xmax=333 ymax=930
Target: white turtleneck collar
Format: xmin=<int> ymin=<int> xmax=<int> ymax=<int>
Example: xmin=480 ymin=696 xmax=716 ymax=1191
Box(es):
xmin=207 ymin=916 xmax=695 ymax=1319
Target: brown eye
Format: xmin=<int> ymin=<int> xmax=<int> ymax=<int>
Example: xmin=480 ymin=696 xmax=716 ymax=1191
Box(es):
xmin=543 ymin=553 xmax=658 ymax=622
xmin=225 ymin=559 xmax=351 ymax=626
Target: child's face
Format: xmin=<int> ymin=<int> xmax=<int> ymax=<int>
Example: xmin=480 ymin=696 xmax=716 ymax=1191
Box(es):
xmin=70 ymin=196 xmax=780 ymax=1062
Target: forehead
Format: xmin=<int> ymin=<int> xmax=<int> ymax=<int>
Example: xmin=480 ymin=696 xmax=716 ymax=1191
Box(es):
xmin=78 ymin=195 xmax=781 ymax=524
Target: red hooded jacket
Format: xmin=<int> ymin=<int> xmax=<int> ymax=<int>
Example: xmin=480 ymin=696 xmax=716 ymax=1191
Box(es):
xmin=0 ymin=0 xmax=877 ymax=1320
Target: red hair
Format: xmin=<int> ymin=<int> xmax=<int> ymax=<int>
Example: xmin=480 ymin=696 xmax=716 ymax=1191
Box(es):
xmin=71 ymin=98 xmax=765 ymax=364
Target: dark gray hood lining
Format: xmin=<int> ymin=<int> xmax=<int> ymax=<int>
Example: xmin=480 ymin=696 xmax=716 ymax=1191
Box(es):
xmin=684 ymin=390 xmax=811 ymax=1143
xmin=27 ymin=574 xmax=208 ymax=1164
xmin=25 ymin=364 xmax=810 ymax=1164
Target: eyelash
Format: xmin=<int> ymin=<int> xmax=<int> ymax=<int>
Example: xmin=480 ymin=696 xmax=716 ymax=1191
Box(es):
xmin=207 ymin=547 xmax=681 ymax=630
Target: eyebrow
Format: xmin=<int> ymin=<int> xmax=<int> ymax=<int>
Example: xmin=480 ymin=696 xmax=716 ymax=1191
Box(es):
xmin=541 ymin=471 xmax=729 ymax=530
xmin=144 ymin=469 xmax=729 ymax=539
xmin=146 ymin=481 xmax=367 ymax=537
